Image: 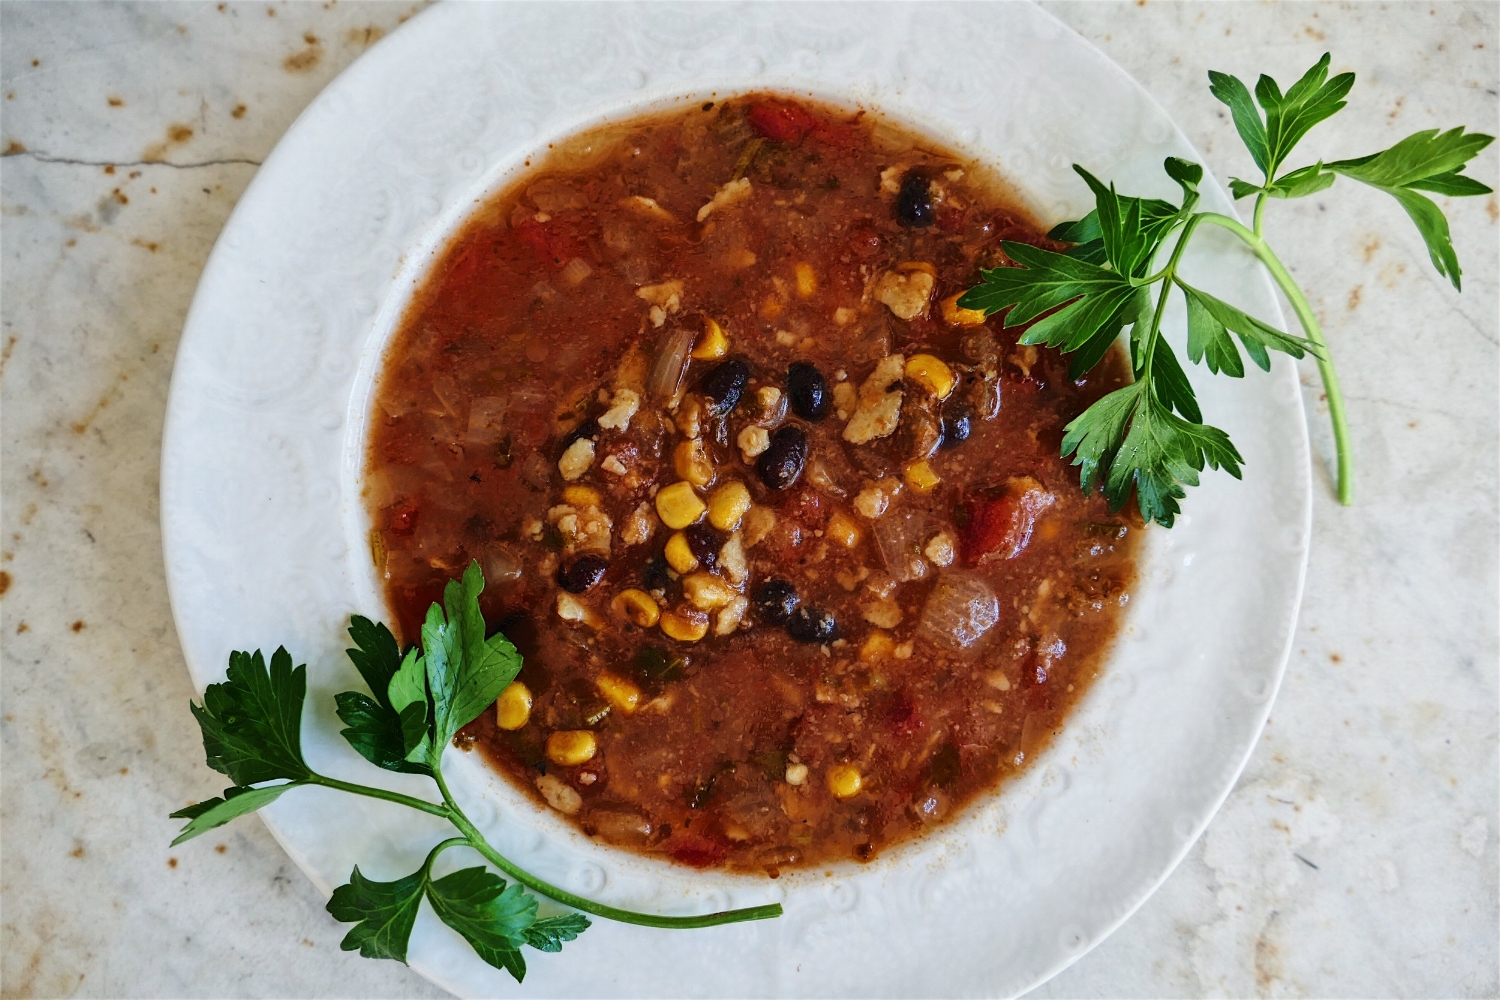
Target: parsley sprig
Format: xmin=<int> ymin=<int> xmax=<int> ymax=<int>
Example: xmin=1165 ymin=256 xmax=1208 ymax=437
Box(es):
xmin=171 ymin=561 xmax=781 ymax=981
xmin=960 ymin=53 xmax=1493 ymax=525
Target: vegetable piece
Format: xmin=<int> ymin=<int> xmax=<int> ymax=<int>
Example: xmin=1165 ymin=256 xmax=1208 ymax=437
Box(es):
xmin=904 ymin=354 xmax=956 ymax=400
xmin=872 ymin=505 xmax=931 ymax=583
xmin=674 ymin=438 xmax=717 ymax=487
xmin=904 ymin=460 xmax=940 ymax=494
xmin=895 ymin=172 xmax=934 ymax=227
xmin=826 ymin=510 xmax=863 ymax=549
xmin=547 ymin=731 xmax=598 ymax=766
xmin=785 ymin=361 xmax=830 ymax=421
xmin=699 ymin=358 xmax=750 ymax=416
xmin=827 ymin=764 xmax=864 ymax=798
xmin=663 ymin=531 xmax=699 ymax=574
xmin=918 ymin=573 xmax=1000 ymax=650
xmin=612 ymin=589 xmax=661 ymax=628
xmin=170 ymin=561 xmax=781 ymax=983
xmin=960 ymin=52 xmax=1492 ymax=519
xmin=692 ymin=317 xmax=730 ymax=360
xmin=786 ymin=606 xmax=837 ymax=644
xmin=842 ymin=355 xmax=906 ymax=445
xmin=660 ymin=607 xmax=710 ymax=643
xmin=496 ymin=682 xmax=533 ymax=730
xmin=753 ymin=578 xmax=800 ymax=625
xmin=595 ymin=673 xmax=642 ymax=715
xmin=655 ymin=481 xmax=707 ymax=530
xmin=646 ymin=326 xmax=696 ymax=403
xmin=556 ymin=555 xmax=608 ymax=594
xmin=957 ymin=478 xmax=1057 ymax=564
xmin=745 ymin=99 xmax=819 ymax=144
xmin=756 ymin=426 xmax=808 ymax=491
xmin=707 ymin=480 xmax=752 ymax=531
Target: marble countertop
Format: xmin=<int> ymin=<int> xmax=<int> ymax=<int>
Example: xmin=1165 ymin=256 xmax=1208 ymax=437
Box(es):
xmin=2 ymin=3 xmax=1494 ymax=996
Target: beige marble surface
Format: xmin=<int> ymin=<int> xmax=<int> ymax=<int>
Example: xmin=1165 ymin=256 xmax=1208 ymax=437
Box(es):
xmin=1 ymin=3 xmax=1494 ymax=997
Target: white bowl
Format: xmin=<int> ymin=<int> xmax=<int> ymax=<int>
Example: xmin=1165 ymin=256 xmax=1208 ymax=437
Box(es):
xmin=161 ymin=3 xmax=1310 ymax=996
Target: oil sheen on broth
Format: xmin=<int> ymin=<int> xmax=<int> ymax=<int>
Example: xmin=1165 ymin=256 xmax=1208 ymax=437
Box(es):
xmin=365 ymin=95 xmax=1139 ymax=874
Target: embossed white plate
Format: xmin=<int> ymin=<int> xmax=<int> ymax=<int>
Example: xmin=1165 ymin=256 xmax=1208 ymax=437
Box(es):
xmin=161 ymin=3 xmax=1311 ymax=996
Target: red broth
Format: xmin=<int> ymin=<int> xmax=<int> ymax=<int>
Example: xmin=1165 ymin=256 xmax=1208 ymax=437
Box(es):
xmin=366 ymin=95 xmax=1139 ymax=873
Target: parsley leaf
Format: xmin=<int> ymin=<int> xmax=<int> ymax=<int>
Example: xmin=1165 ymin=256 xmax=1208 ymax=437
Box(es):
xmin=1327 ymin=127 xmax=1495 ymax=289
xmin=1178 ymin=280 xmax=1320 ymax=373
xmin=524 ymin=913 xmax=592 ymax=953
xmin=170 ymin=783 xmax=301 ymax=846
xmin=424 ymin=561 xmax=523 ymax=752
xmin=1064 ymin=383 xmax=1243 ymax=527
xmin=1255 ymin=54 xmax=1354 ymax=176
xmin=336 ymin=620 xmax=434 ymax=776
xmin=190 ymin=647 xmax=311 ymax=786
xmin=426 ymin=867 xmax=539 ymax=982
xmin=327 ymin=864 xmax=429 ymax=963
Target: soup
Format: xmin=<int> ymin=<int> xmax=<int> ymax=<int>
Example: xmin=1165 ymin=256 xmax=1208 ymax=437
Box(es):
xmin=365 ymin=94 xmax=1139 ymax=873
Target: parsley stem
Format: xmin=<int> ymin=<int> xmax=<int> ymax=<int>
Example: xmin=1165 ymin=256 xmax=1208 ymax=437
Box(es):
xmin=1252 ymin=192 xmax=1268 ymax=238
xmin=430 ymin=767 xmax=783 ymax=929
xmin=308 ymin=774 xmax=452 ymax=819
xmin=1198 ymin=211 xmax=1353 ymax=504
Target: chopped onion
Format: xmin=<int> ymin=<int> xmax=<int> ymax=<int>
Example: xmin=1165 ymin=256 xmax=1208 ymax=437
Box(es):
xmin=484 ymin=545 xmax=524 ymax=585
xmin=873 ymin=505 xmax=930 ymax=582
xmin=919 ymin=573 xmax=1000 ymax=650
xmin=647 ymin=326 xmax=695 ymax=403
xmin=465 ymin=396 xmax=508 ymax=446
xmin=559 ymin=257 xmax=594 ymax=287
xmin=527 ymin=177 xmax=588 ymax=213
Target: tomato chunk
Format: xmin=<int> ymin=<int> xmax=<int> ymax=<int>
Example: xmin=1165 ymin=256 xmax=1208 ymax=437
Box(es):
xmin=513 ymin=217 xmax=583 ymax=269
xmin=746 ymin=100 xmax=820 ymax=144
xmin=958 ymin=477 xmax=1056 ymax=564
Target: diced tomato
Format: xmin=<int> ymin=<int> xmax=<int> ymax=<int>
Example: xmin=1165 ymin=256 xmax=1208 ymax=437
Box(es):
xmin=444 ymin=240 xmax=490 ymax=291
xmin=935 ymin=204 xmax=966 ymax=233
xmin=746 ymin=100 xmax=820 ymax=144
xmin=958 ymin=478 xmax=1057 ymax=564
xmin=886 ymin=690 xmax=926 ymax=738
xmin=386 ymin=497 xmax=419 ymax=535
xmin=513 ymin=217 xmax=584 ymax=269
xmin=665 ymin=834 xmax=729 ymax=869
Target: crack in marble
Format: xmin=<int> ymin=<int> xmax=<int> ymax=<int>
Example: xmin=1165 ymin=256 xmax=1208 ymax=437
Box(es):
xmin=1 ymin=149 xmax=262 ymax=169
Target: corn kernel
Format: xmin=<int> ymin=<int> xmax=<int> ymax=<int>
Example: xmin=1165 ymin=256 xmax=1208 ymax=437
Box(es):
xmin=612 ymin=588 xmax=660 ymax=627
xmin=655 ymin=481 xmax=706 ymax=530
xmin=826 ymin=510 xmax=863 ymax=549
xmin=664 ymin=531 xmax=699 ymax=574
xmin=692 ymin=316 xmax=730 ymax=360
xmin=940 ymin=292 xmax=988 ymax=327
xmin=707 ymin=480 xmax=752 ymax=532
xmin=904 ymin=459 xmax=941 ymax=494
xmin=546 ymin=730 xmax=597 ymax=766
xmin=683 ymin=572 xmax=736 ymax=611
xmin=860 ymin=630 xmax=895 ymax=662
xmin=674 ymin=439 xmax=716 ymax=488
xmin=595 ymin=672 xmax=642 ymax=715
xmin=742 ymin=505 xmax=777 ymax=547
xmin=659 ymin=606 xmax=710 ymax=642
xmin=495 ymin=681 xmax=533 ymax=730
xmin=794 ymin=262 xmax=818 ymax=298
xmin=562 ymin=485 xmax=602 ymax=508
xmin=905 ymin=354 xmax=956 ymax=399
xmin=827 ymin=764 xmax=863 ymax=799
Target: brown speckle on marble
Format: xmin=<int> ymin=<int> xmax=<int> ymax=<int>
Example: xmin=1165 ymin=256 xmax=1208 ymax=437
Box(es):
xmin=284 ymin=33 xmax=323 ymax=72
xmin=107 ymin=96 xmax=123 ymax=107
xmin=346 ymin=25 xmax=385 ymax=47
xmin=1347 ymin=285 xmax=1361 ymax=311
xmin=0 ymin=571 xmax=10 ymax=597
xmin=15 ymin=622 xmax=26 ymax=634
xmin=71 ymin=621 xmax=85 ymax=633
xmin=215 ymin=844 xmax=227 ymax=854
xmin=3 ymin=139 xmax=26 ymax=155
xmin=1361 ymin=236 xmax=1381 ymax=262
xmin=231 ymin=103 xmax=247 ymax=119
xmin=167 ymin=857 xmax=178 ymax=868
xmin=130 ymin=238 xmax=160 ymax=253
xmin=1389 ymin=96 xmax=1406 ymax=121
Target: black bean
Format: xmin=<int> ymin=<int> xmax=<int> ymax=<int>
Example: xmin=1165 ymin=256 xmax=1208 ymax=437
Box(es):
xmin=754 ymin=578 xmax=800 ymax=626
xmin=895 ymin=172 xmax=934 ymax=228
xmin=940 ymin=402 xmax=973 ymax=449
xmin=557 ymin=554 xmax=608 ymax=593
xmin=786 ymin=362 xmax=829 ymax=421
xmin=684 ymin=522 xmax=724 ymax=571
xmin=642 ymin=554 xmax=671 ymax=593
xmin=558 ymin=416 xmax=600 ymax=457
xmin=756 ymin=425 xmax=808 ymax=491
xmin=699 ymin=358 xmax=749 ymax=416
xmin=786 ymin=606 xmax=837 ymax=643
